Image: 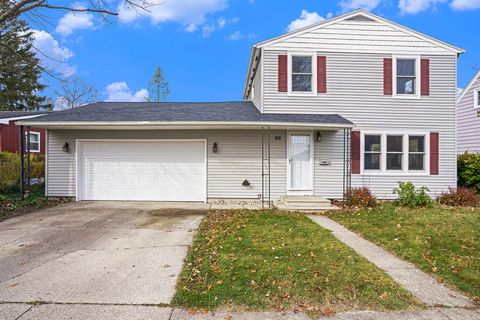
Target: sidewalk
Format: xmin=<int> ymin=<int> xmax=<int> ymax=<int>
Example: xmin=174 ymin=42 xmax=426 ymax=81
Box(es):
xmin=308 ymin=215 xmax=476 ymax=308
xmin=2 ymin=303 xmax=480 ymax=320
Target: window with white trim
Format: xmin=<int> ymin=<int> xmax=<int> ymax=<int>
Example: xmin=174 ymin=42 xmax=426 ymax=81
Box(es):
xmin=364 ymin=135 xmax=381 ymax=170
xmin=363 ymin=133 xmax=427 ymax=173
xmin=291 ymin=55 xmax=313 ymax=92
xmin=26 ymin=132 xmax=40 ymax=153
xmin=386 ymin=135 xmax=403 ymax=170
xmin=394 ymin=57 xmax=419 ymax=96
xmin=409 ymin=136 xmax=425 ymax=171
xmin=474 ymin=88 xmax=480 ymax=109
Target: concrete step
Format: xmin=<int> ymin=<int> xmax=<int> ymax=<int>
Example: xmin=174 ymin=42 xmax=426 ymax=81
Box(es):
xmin=280 ymin=196 xmax=331 ymax=204
xmin=276 ymin=202 xmax=337 ymax=212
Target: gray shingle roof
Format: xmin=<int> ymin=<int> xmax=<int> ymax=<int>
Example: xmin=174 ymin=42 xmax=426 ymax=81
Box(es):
xmin=0 ymin=111 xmax=49 ymax=120
xmin=23 ymin=102 xmax=353 ymax=126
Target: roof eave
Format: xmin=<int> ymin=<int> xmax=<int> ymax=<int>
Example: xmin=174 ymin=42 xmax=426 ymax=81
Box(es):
xmin=15 ymin=120 xmax=354 ymax=130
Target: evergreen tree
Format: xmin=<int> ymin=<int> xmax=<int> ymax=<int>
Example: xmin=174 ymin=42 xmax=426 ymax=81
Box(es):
xmin=0 ymin=11 xmax=50 ymax=111
xmin=148 ymin=65 xmax=170 ymax=102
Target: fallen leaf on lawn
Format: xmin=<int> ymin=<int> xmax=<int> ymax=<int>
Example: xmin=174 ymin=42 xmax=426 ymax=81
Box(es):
xmin=432 ymin=266 xmax=438 ymax=273
xmin=437 ymin=277 xmax=444 ymax=283
xmin=216 ymin=280 xmax=223 ymax=284
xmin=380 ymin=291 xmax=389 ymax=299
xmin=322 ymin=307 xmax=336 ymax=317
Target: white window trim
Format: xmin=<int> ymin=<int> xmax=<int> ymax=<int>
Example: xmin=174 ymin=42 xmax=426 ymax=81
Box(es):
xmin=25 ymin=131 xmax=41 ymax=153
xmin=287 ymin=52 xmax=317 ymax=96
xmin=392 ymin=55 xmax=421 ymax=99
xmin=474 ymin=88 xmax=480 ymax=109
xmin=361 ymin=131 xmax=430 ymax=175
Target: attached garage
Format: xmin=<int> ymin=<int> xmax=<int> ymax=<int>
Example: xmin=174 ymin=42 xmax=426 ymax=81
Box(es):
xmin=76 ymin=140 xmax=206 ymax=202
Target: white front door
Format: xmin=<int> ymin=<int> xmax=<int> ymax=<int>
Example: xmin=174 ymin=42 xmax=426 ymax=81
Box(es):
xmin=288 ymin=133 xmax=313 ymax=193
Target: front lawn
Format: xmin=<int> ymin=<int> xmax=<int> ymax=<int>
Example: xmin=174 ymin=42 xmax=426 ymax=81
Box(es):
xmin=0 ymin=185 xmax=50 ymax=221
xmin=328 ymin=205 xmax=480 ymax=302
xmin=173 ymin=210 xmax=418 ymax=315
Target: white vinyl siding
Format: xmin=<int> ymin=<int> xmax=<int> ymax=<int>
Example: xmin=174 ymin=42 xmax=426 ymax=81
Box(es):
xmin=261 ymin=40 xmax=456 ymax=197
xmin=265 ymin=19 xmax=454 ymax=55
xmin=457 ymin=77 xmax=480 ymax=153
xmin=46 ymin=130 xmax=286 ymax=200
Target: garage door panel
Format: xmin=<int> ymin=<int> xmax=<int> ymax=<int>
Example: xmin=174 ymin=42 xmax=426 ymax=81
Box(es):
xmin=79 ymin=141 xmax=206 ymax=201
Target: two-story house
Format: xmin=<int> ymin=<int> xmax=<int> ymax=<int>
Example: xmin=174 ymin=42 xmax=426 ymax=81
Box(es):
xmin=17 ymin=10 xmax=463 ymax=208
xmin=457 ymin=70 xmax=480 ymax=153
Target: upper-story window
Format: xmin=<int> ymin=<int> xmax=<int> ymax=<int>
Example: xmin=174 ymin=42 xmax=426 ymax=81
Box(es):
xmin=289 ymin=54 xmax=316 ymax=93
xmin=474 ymin=88 xmax=480 ymax=109
xmin=396 ymin=58 xmax=417 ymax=95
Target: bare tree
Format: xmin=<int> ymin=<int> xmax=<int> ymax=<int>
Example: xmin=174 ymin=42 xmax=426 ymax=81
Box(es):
xmin=0 ymin=1 xmax=157 ymax=26
xmin=54 ymin=76 xmax=99 ymax=109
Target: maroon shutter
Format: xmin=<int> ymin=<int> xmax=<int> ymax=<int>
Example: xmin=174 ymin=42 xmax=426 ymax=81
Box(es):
xmin=384 ymin=58 xmax=393 ymax=95
xmin=317 ymin=56 xmax=327 ymax=93
xmin=430 ymin=132 xmax=439 ymax=175
xmin=278 ymin=55 xmax=288 ymax=92
xmin=421 ymin=59 xmax=430 ymax=96
xmin=352 ymin=131 xmax=361 ymax=174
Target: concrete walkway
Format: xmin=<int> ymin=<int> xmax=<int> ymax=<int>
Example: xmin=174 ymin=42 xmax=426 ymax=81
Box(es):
xmin=308 ymin=215 xmax=476 ymax=308
xmin=2 ymin=303 xmax=480 ymax=320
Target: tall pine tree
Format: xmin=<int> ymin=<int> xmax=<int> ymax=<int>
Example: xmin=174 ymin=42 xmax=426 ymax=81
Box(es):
xmin=0 ymin=8 xmax=50 ymax=111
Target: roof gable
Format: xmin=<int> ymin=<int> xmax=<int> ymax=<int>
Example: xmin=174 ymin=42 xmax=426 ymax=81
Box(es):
xmin=255 ymin=10 xmax=463 ymax=54
xmin=457 ymin=70 xmax=480 ymax=103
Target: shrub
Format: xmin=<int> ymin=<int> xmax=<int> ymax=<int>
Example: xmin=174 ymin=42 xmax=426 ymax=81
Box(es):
xmin=0 ymin=152 xmax=45 ymax=193
xmin=438 ymin=187 xmax=478 ymax=207
xmin=348 ymin=187 xmax=377 ymax=208
xmin=393 ymin=181 xmax=433 ymax=208
xmin=457 ymin=152 xmax=480 ymax=192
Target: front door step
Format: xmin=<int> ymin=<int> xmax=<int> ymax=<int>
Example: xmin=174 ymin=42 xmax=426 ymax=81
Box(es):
xmin=275 ymin=196 xmax=338 ymax=212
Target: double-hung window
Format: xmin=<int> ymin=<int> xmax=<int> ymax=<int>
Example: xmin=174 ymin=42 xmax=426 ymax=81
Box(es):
xmin=395 ymin=58 xmax=417 ymax=96
xmin=291 ymin=55 xmax=313 ymax=92
xmin=363 ymin=133 xmax=427 ymax=173
xmin=474 ymin=88 xmax=480 ymax=109
xmin=364 ymin=135 xmax=382 ymax=170
xmin=408 ymin=136 xmax=425 ymax=171
xmin=386 ymin=135 xmax=403 ymax=170
xmin=25 ymin=132 xmax=40 ymax=153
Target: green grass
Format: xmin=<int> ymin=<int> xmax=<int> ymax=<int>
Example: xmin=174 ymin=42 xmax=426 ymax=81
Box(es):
xmin=0 ymin=185 xmax=49 ymax=221
xmin=173 ymin=210 xmax=418 ymax=315
xmin=328 ymin=204 xmax=480 ymax=302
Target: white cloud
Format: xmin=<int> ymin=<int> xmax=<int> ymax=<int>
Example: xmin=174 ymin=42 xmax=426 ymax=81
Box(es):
xmin=56 ymin=12 xmax=95 ymax=36
xmin=286 ymin=10 xmax=328 ymax=32
xmin=451 ymin=0 xmax=480 ymax=10
xmin=398 ymin=0 xmax=447 ymax=14
xmin=339 ymin=0 xmax=381 ymax=12
xmin=105 ymin=82 xmax=148 ymax=102
xmin=217 ymin=17 xmax=226 ymax=28
xmin=226 ymin=30 xmax=242 ymax=40
xmin=117 ymin=0 xmax=228 ymax=32
xmin=202 ymin=24 xmax=215 ymax=37
xmin=31 ymin=30 xmax=76 ymax=77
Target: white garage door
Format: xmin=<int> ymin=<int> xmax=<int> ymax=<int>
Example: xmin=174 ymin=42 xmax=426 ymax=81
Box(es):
xmin=77 ymin=140 xmax=206 ymax=201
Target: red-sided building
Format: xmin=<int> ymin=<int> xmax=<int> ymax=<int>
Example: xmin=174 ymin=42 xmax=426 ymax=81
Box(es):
xmin=0 ymin=112 xmax=48 ymax=155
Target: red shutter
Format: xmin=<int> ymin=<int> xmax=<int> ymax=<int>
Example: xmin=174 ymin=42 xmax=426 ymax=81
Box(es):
xmin=278 ymin=55 xmax=288 ymax=92
xmin=384 ymin=58 xmax=393 ymax=95
xmin=430 ymin=132 xmax=439 ymax=175
xmin=421 ymin=59 xmax=430 ymax=96
xmin=317 ymin=56 xmax=327 ymax=93
xmin=351 ymin=131 xmax=361 ymax=174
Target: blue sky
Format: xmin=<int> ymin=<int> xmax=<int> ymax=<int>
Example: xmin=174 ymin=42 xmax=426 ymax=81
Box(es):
xmin=29 ymin=0 xmax=480 ymax=104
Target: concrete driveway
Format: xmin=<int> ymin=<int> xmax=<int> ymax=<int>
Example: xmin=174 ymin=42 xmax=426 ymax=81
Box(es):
xmin=0 ymin=201 xmax=205 ymax=309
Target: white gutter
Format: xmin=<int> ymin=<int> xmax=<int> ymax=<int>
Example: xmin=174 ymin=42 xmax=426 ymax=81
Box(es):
xmin=0 ymin=114 xmax=46 ymax=124
xmin=15 ymin=120 xmax=354 ymax=130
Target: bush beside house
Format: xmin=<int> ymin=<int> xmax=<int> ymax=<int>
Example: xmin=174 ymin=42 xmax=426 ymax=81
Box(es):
xmin=0 ymin=152 xmax=45 ymax=193
xmin=458 ymin=152 xmax=480 ymax=192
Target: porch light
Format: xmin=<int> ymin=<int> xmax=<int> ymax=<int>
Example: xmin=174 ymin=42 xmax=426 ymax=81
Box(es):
xmin=316 ymin=131 xmax=323 ymax=141
xmin=63 ymin=143 xmax=69 ymax=153
xmin=213 ymin=142 xmax=218 ymax=153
